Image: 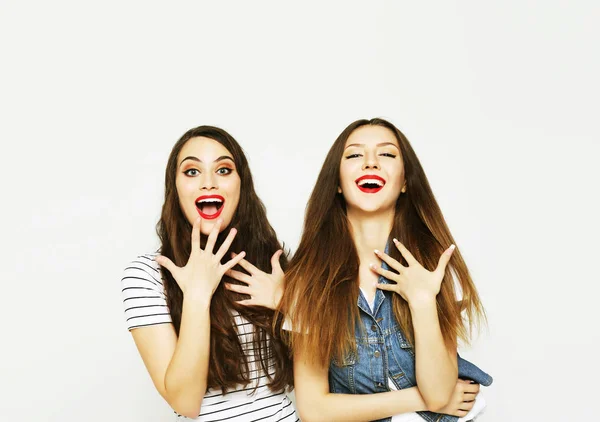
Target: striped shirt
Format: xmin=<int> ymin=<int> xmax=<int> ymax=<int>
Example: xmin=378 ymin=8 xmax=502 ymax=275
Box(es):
xmin=122 ymin=253 xmax=298 ymax=422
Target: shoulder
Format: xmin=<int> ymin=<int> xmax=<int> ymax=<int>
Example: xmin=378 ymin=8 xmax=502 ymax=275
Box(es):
xmin=124 ymin=253 xmax=161 ymax=276
xmin=121 ymin=253 xmax=172 ymax=331
xmin=122 ymin=253 xmax=164 ymax=290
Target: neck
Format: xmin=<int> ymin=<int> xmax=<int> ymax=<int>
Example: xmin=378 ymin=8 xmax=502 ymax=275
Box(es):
xmin=347 ymin=207 xmax=394 ymax=259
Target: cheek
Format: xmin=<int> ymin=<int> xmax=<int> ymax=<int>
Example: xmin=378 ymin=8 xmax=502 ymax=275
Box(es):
xmin=224 ymin=178 xmax=242 ymax=207
xmin=339 ymin=163 xmax=355 ymax=187
xmin=175 ymin=178 xmax=196 ymax=213
xmin=388 ymin=164 xmax=405 ymax=184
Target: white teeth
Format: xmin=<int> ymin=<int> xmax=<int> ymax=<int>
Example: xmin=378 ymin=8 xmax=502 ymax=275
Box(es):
xmin=197 ymin=198 xmax=223 ymax=204
xmin=358 ymin=179 xmax=384 ymax=187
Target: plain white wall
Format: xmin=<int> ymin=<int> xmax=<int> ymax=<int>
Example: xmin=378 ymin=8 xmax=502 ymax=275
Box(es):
xmin=1 ymin=1 xmax=599 ymax=421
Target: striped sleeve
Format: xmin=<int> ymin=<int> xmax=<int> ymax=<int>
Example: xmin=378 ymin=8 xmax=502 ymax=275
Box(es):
xmin=121 ymin=253 xmax=172 ymax=330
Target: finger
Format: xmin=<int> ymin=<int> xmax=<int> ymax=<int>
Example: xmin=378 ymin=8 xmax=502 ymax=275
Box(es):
xmin=392 ymin=238 xmax=417 ymax=266
xmin=225 ymin=269 xmax=253 ymax=284
xmin=214 ymin=227 xmax=237 ymax=260
xmin=224 ymin=283 xmax=252 ymax=295
xmin=375 ymin=283 xmax=399 ymax=293
xmin=155 ymin=255 xmax=178 ymax=275
xmin=191 ymin=217 xmax=202 ymax=253
xmin=454 ymin=410 xmax=468 ymax=418
xmin=236 ymin=299 xmax=255 ymax=307
xmin=374 ymin=249 xmax=406 ymax=273
xmin=459 ymin=400 xmax=475 ymax=411
xmin=235 ymin=256 xmax=260 ymax=276
xmin=204 ymin=218 xmax=222 ymax=254
xmin=222 ymin=251 xmax=247 ymax=273
xmin=435 ymin=244 xmax=456 ymax=275
xmin=464 ymin=383 xmax=480 ymax=394
xmin=369 ymin=263 xmax=400 ymax=282
xmin=270 ymin=249 xmax=284 ymax=275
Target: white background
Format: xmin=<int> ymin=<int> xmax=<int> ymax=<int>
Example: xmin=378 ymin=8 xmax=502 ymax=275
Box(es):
xmin=1 ymin=1 xmax=599 ymax=421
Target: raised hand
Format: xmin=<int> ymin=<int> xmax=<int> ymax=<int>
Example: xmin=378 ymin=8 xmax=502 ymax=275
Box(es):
xmin=155 ymin=217 xmax=246 ymax=299
xmin=224 ymin=250 xmax=284 ymax=310
xmin=370 ymin=238 xmax=455 ymax=306
xmin=437 ymin=379 xmax=480 ymax=417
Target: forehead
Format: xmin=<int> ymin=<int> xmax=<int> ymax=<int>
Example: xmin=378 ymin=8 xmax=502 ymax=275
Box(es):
xmin=178 ymin=136 xmax=233 ymax=161
xmin=345 ymin=125 xmax=399 ymax=148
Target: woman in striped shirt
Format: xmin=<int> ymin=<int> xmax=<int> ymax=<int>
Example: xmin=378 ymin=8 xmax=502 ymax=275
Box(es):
xmin=121 ymin=125 xmax=297 ymax=421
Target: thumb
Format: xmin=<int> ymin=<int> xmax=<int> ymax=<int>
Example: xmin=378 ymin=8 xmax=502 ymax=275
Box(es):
xmin=271 ymin=249 xmax=284 ymax=274
xmin=155 ymin=255 xmax=178 ymax=276
xmin=435 ymin=244 xmax=455 ymax=275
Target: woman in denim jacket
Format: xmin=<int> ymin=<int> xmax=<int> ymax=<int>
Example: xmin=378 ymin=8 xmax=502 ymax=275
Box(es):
xmin=278 ymin=118 xmax=493 ymax=422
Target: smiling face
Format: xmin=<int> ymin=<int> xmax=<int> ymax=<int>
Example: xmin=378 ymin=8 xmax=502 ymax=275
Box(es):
xmin=339 ymin=125 xmax=406 ymax=215
xmin=175 ymin=136 xmax=241 ymax=235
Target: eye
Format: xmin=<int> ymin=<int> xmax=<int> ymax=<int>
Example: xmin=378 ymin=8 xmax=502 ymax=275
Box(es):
xmin=216 ymin=167 xmax=233 ymax=175
xmin=345 ymin=153 xmax=362 ymax=159
xmin=379 ymin=153 xmax=397 ymax=158
xmin=184 ymin=168 xmax=200 ymax=176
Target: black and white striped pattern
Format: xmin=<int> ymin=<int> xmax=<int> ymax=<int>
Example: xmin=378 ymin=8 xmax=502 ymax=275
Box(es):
xmin=122 ymin=253 xmax=298 ymax=422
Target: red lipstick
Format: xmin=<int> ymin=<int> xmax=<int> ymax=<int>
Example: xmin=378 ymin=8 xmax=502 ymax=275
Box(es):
xmin=195 ymin=195 xmax=225 ymax=219
xmin=355 ymin=175 xmax=386 ymax=194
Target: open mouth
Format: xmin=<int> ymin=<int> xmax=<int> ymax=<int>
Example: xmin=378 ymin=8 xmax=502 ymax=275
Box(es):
xmin=355 ymin=175 xmax=386 ymax=193
xmin=195 ymin=195 xmax=225 ymax=219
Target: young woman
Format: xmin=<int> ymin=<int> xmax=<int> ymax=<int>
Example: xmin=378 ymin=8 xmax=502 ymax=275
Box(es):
xmin=279 ymin=118 xmax=492 ymax=422
xmin=121 ymin=126 xmax=297 ymax=421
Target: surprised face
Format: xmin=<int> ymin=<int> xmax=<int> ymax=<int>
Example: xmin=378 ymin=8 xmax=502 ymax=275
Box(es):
xmin=175 ymin=137 xmax=241 ymax=235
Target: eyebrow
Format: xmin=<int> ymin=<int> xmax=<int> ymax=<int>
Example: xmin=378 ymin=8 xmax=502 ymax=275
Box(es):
xmin=344 ymin=142 xmax=399 ymax=150
xmin=179 ymin=155 xmax=235 ymax=167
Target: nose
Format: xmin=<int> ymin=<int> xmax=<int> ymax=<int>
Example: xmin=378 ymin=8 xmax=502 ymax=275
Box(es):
xmin=362 ymin=150 xmax=380 ymax=170
xmin=200 ymin=172 xmax=217 ymax=191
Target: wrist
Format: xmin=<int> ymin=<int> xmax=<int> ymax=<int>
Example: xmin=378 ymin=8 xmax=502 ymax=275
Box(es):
xmin=183 ymin=288 xmax=213 ymax=309
xmin=408 ymin=295 xmax=437 ymax=311
xmin=272 ymin=285 xmax=283 ymax=310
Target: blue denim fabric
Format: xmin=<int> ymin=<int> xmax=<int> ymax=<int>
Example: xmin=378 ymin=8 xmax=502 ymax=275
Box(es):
xmin=328 ymin=250 xmax=493 ymax=422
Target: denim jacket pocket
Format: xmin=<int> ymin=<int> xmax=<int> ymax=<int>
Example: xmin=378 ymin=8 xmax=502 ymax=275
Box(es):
xmin=329 ymin=350 xmax=357 ymax=394
xmin=396 ymin=329 xmax=415 ymax=357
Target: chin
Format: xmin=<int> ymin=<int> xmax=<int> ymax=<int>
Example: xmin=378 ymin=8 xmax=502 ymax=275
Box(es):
xmin=348 ymin=202 xmax=393 ymax=215
xmin=199 ymin=219 xmax=219 ymax=236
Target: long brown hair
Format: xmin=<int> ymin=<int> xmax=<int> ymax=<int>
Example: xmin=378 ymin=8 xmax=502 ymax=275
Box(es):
xmin=157 ymin=125 xmax=293 ymax=392
xmin=281 ymin=118 xmax=485 ymax=366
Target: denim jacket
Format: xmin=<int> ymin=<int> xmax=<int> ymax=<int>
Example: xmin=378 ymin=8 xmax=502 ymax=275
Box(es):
xmin=328 ymin=256 xmax=493 ymax=422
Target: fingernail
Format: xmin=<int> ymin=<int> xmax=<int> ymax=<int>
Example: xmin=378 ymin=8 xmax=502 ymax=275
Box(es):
xmin=374 ymin=249 xmax=380 ymax=255
xmin=393 ymin=238 xmax=399 ymax=243
xmin=369 ymin=263 xmax=377 ymax=269
xmin=447 ymin=244 xmax=456 ymax=254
